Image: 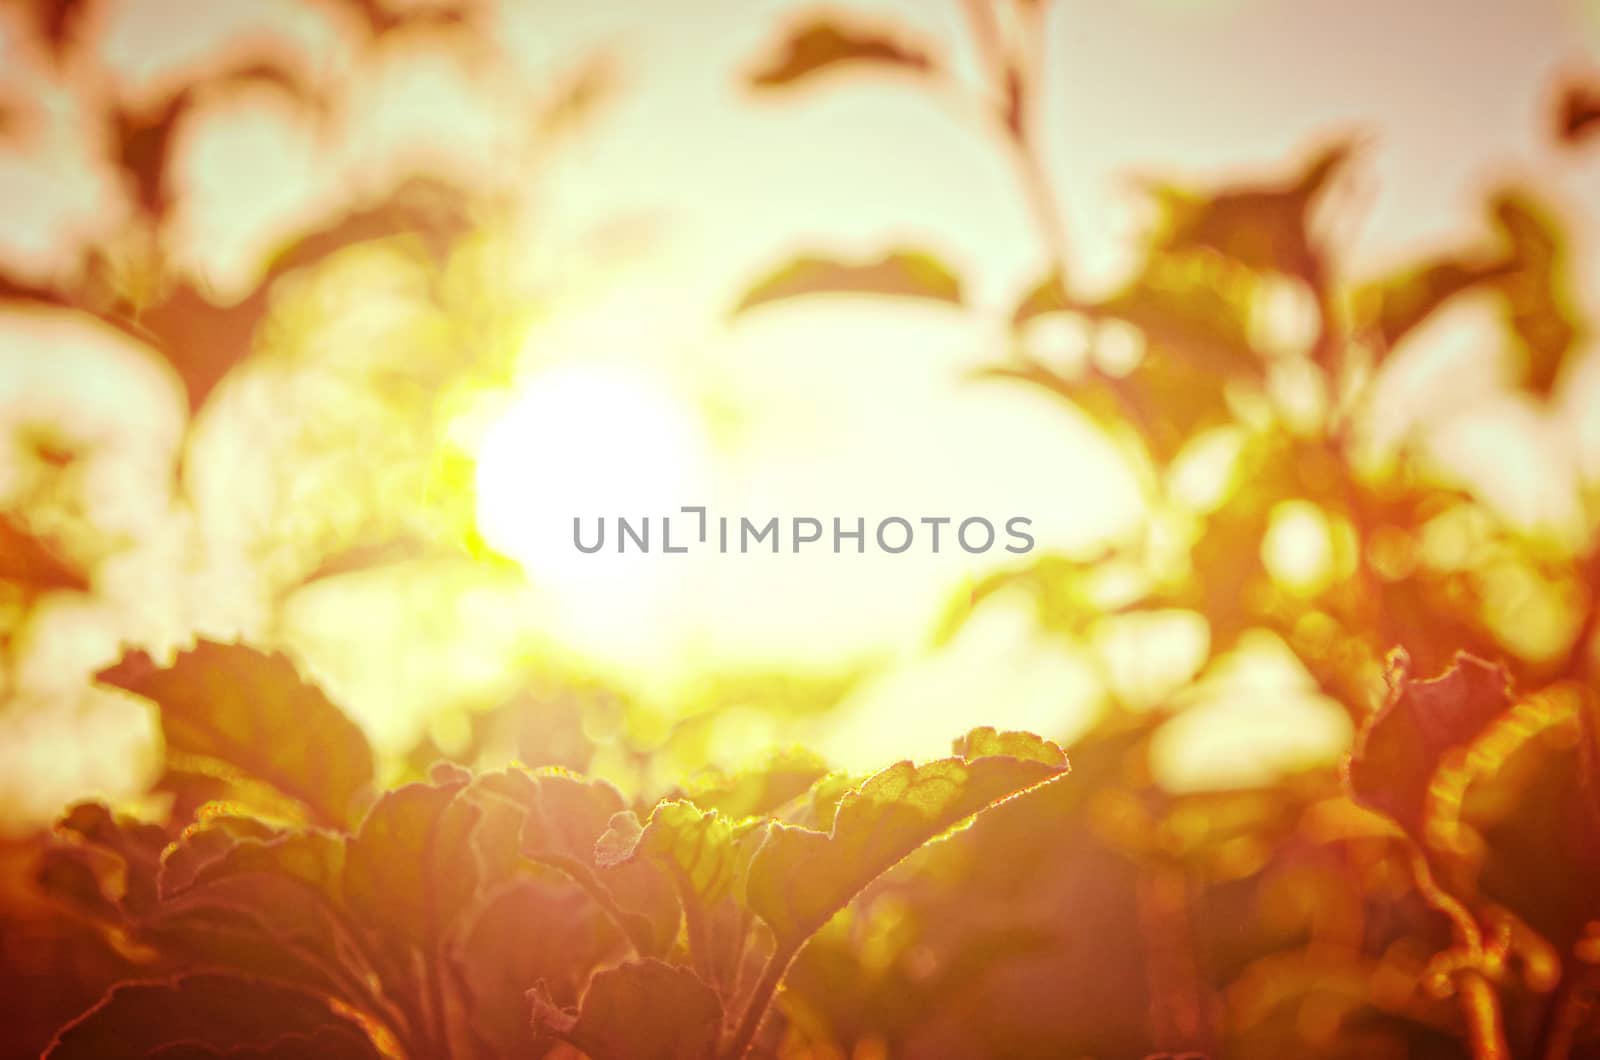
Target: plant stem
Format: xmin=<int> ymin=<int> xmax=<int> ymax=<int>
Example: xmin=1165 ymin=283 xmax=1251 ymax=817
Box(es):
xmin=957 ymin=0 xmax=1070 ymax=272
xmin=1537 ymin=967 xmax=1599 ymax=1060
xmin=721 ymin=941 xmax=799 ymax=1060
xmin=1457 ymin=969 xmax=1511 ymax=1060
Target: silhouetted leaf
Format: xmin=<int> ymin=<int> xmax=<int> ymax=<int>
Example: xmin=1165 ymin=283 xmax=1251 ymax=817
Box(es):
xmin=1356 ymin=256 xmax=1516 ymax=355
xmin=748 ymin=20 xmax=931 ymax=88
xmin=1343 ymin=652 xmax=1513 ymax=840
xmin=747 ymin=730 xmax=1069 ymax=950
xmin=97 ymin=641 xmax=376 ymax=829
xmin=530 ymin=958 xmax=723 ymax=1060
xmin=0 ymin=513 xmax=88 ymax=593
xmin=29 ymin=0 xmax=88 ymax=61
xmin=344 ymin=0 xmax=472 ymax=40
xmin=734 ymin=248 xmax=962 ymax=314
xmin=1492 ymin=192 xmax=1581 ymax=396
xmin=1461 ymin=686 xmax=1600 ymax=954
xmin=45 ymin=973 xmax=380 ymax=1059
xmin=1557 ymin=79 xmax=1600 ymax=146
xmin=1144 ymin=140 xmax=1354 ymax=281
xmin=51 ymin=802 xmax=169 ymax=916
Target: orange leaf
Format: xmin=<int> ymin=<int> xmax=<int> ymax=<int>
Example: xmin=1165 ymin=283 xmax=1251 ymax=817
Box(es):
xmin=98 ymin=642 xmax=376 ymax=830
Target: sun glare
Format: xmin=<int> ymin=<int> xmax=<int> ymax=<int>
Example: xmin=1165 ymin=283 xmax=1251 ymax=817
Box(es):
xmin=474 ymin=363 xmax=711 ymax=595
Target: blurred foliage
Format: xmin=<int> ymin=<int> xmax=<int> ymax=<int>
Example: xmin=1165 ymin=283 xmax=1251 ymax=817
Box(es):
xmin=3 ymin=1 xmax=1600 ymax=1059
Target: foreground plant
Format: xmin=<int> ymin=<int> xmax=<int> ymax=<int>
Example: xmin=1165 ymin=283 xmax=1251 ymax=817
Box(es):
xmin=34 ymin=640 xmax=1069 ymax=1059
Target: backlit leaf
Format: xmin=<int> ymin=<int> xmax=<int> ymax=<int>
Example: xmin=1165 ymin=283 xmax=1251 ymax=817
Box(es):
xmin=748 ymin=20 xmax=930 ymax=88
xmin=1343 ymin=651 xmax=1514 ymax=840
xmin=677 ymin=747 xmax=830 ymax=819
xmin=1491 ymin=192 xmax=1581 ymax=396
xmin=733 ymin=248 xmax=962 ymax=314
xmin=530 ymin=958 xmax=723 ymax=1060
xmin=1144 ymin=140 xmax=1354 ymax=281
xmin=596 ymin=801 xmax=742 ymax=906
xmin=747 ymin=731 xmax=1070 ymax=950
xmin=45 ymin=973 xmax=380 ymax=1059
xmin=97 ymin=641 xmax=376 ymax=830
xmin=1557 ymin=78 xmax=1600 ymax=146
xmin=158 ymin=811 xmax=280 ymax=897
xmin=0 ymin=513 xmax=88 ymax=593
xmin=341 ymin=778 xmax=469 ymax=954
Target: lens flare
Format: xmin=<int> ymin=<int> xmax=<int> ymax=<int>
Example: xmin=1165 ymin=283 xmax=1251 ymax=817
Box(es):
xmin=474 ymin=362 xmax=711 ymax=596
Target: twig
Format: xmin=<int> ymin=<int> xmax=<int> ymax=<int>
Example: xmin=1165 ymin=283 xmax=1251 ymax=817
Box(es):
xmin=720 ymin=940 xmax=799 ymax=1060
xmin=956 ymin=0 xmax=1070 ymax=273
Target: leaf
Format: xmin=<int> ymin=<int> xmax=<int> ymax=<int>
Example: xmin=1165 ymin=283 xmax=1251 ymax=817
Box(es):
xmin=145 ymin=826 xmax=365 ymax=1006
xmin=97 ymin=641 xmax=376 ymax=829
xmin=143 ymin=1027 xmax=382 ymax=1058
xmin=1343 ymin=651 xmax=1514 ymax=841
xmin=513 ymin=770 xmax=682 ymax=955
xmin=1003 ymin=250 xmax=1268 ymax=463
xmin=451 ymin=877 xmax=629 ymax=1059
xmin=1144 ymin=140 xmax=1354 ymax=281
xmin=530 ymin=958 xmax=724 ymax=1060
xmin=677 ymin=747 xmax=830 ymax=819
xmin=158 ymin=811 xmax=280 ymax=897
xmin=147 ymin=872 xmax=362 ymax=1011
xmin=1458 ymin=686 xmax=1600 ymax=954
xmin=29 ymin=0 xmax=89 ymax=62
xmin=733 ymin=248 xmax=962 ymax=314
xmin=746 ymin=731 xmax=1070 ymax=950
xmin=0 ymin=513 xmax=89 ymax=592
xmin=292 ymin=536 xmax=435 ymax=589
xmin=1491 ymin=191 xmax=1581 ymax=396
xmin=1011 ymin=270 xmax=1073 ymax=327
xmin=1355 ymin=256 xmax=1516 ymax=356
xmin=748 ymin=20 xmax=931 ymax=88
xmin=45 ymin=973 xmax=381 ymax=1059
xmin=52 ymin=802 xmax=169 ymax=916
xmin=1557 ymin=79 xmax=1600 ymax=146
xmin=952 ymin=726 xmax=1069 ymax=765
xmin=597 ymin=802 xmax=741 ymax=904
xmin=341 ymin=777 xmax=470 ymax=958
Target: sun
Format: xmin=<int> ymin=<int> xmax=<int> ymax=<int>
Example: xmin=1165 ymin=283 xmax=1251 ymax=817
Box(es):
xmin=474 ymin=362 xmax=711 ymax=594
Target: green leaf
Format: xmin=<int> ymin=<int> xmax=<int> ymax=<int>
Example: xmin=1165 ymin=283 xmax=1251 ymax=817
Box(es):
xmin=530 ymin=958 xmax=723 ymax=1060
xmin=952 ymin=726 xmax=1070 ymax=765
xmin=733 ymin=248 xmax=963 ymax=314
xmin=596 ymin=801 xmax=744 ymax=906
xmin=97 ymin=641 xmax=376 ymax=829
xmin=746 ymin=731 xmax=1069 ymax=951
xmin=677 ymin=747 xmax=830 ymax=819
xmin=748 ymin=20 xmax=930 ymax=88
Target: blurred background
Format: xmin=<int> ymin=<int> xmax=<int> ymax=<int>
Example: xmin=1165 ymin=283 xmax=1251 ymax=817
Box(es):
xmin=0 ymin=0 xmax=1597 ymax=830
